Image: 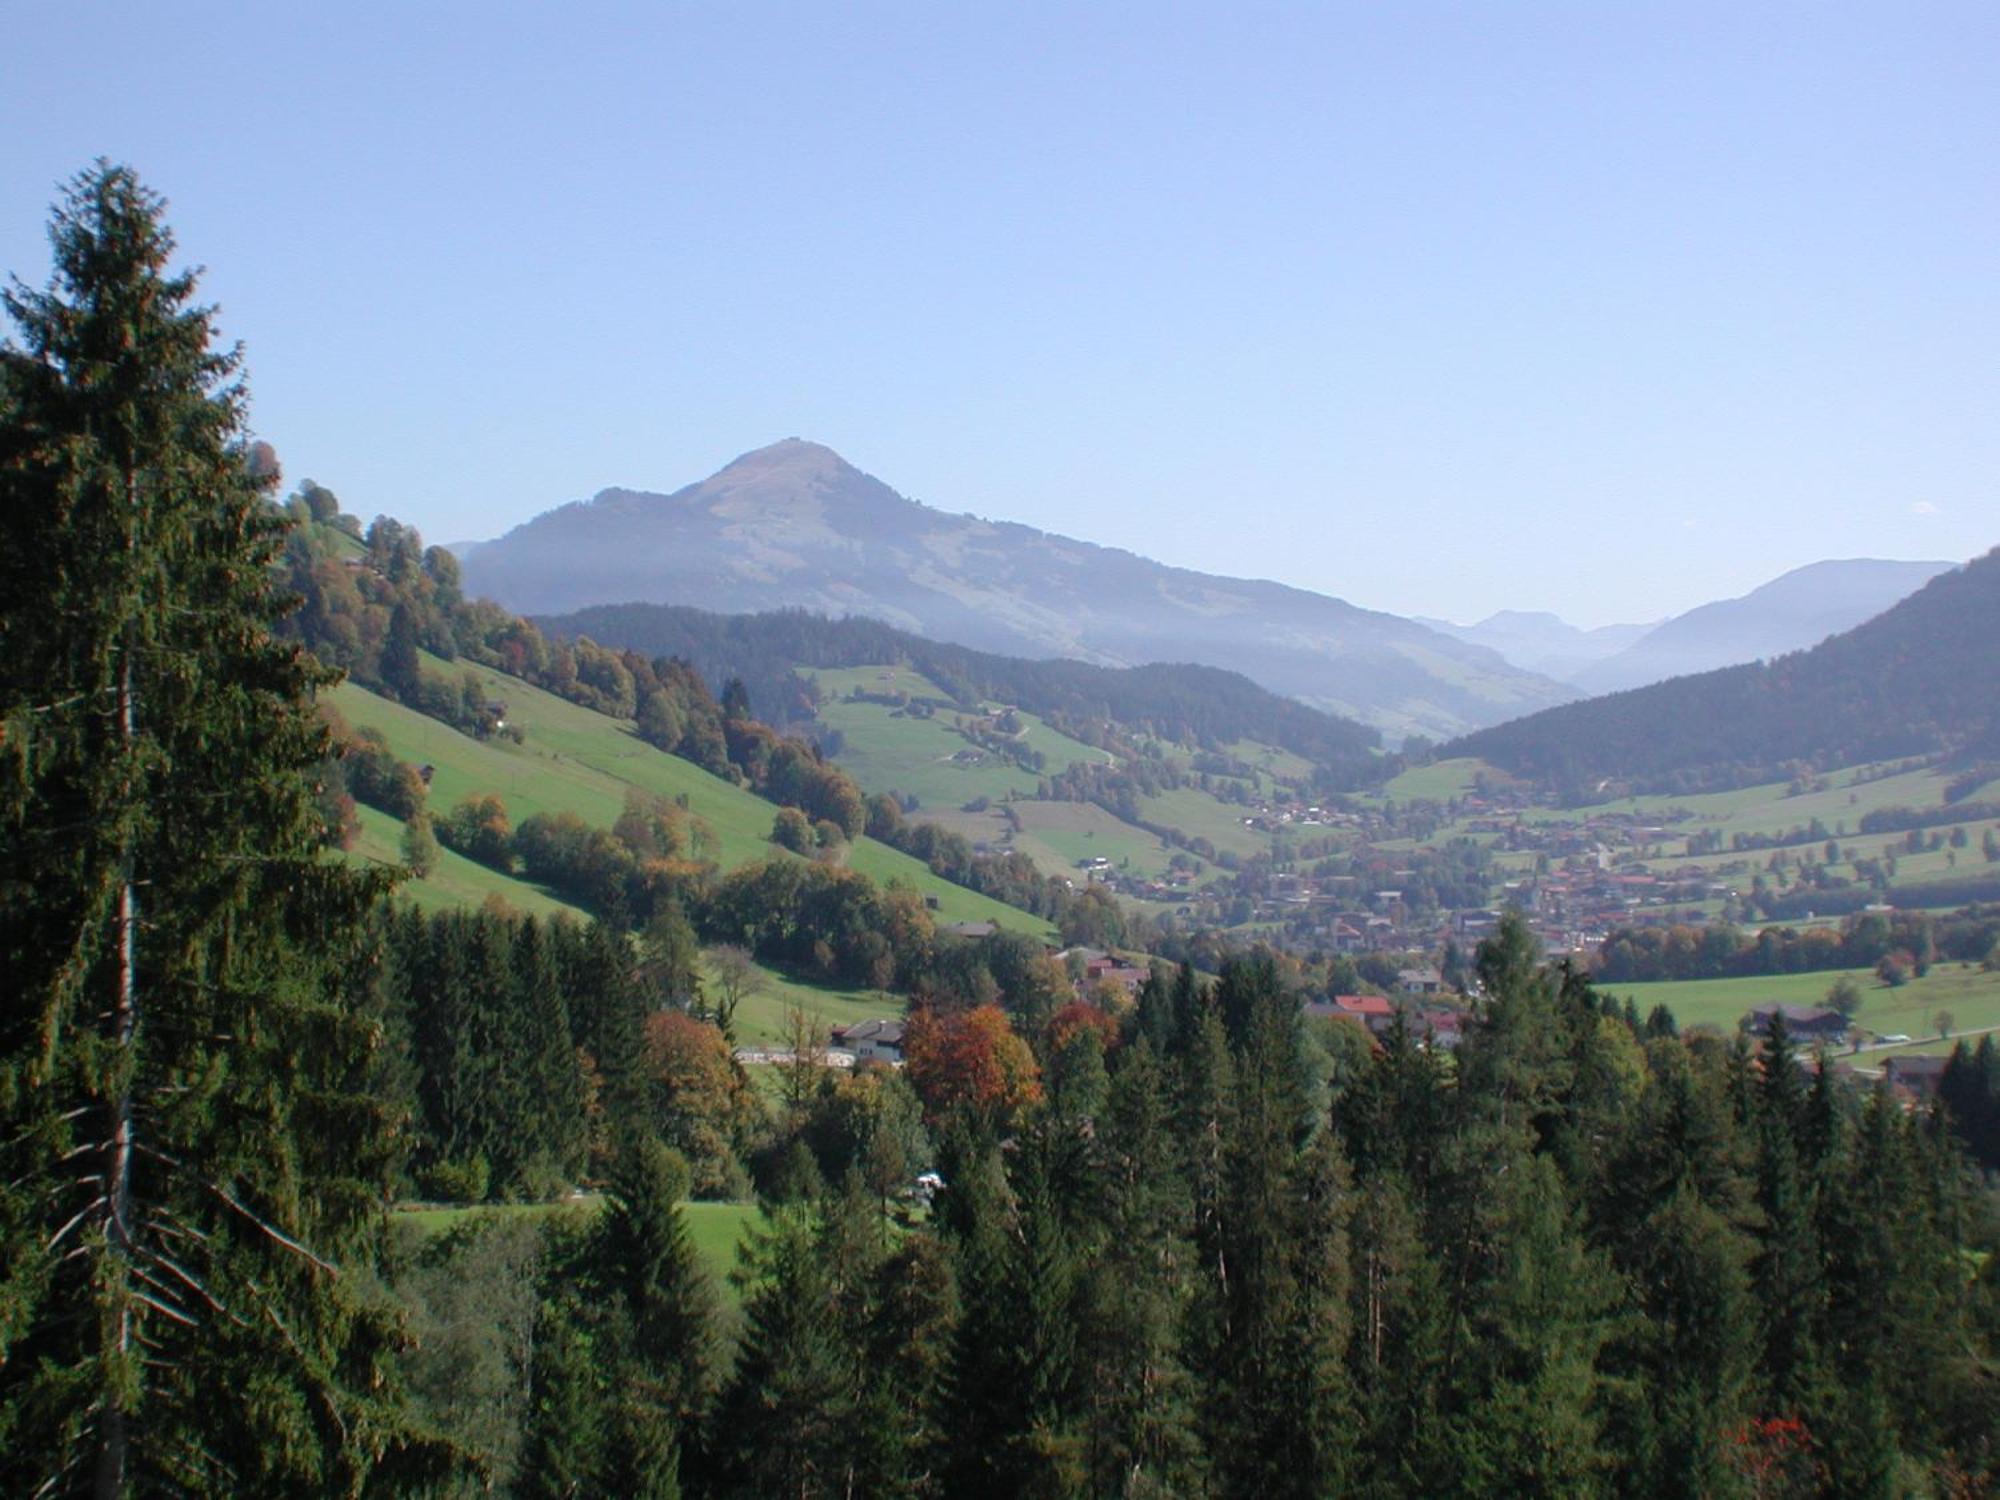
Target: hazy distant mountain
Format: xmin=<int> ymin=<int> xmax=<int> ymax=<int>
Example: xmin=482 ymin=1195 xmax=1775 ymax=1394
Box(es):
xmin=1569 ymin=558 xmax=1956 ymax=695
xmin=1416 ymin=610 xmax=1656 ymax=682
xmin=460 ymin=439 xmax=1575 ymax=741
xmin=1450 ymin=549 xmax=1996 ymax=793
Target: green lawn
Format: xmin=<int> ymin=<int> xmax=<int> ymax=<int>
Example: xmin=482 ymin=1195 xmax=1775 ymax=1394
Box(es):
xmin=1605 ymin=963 xmax=2000 ymax=1039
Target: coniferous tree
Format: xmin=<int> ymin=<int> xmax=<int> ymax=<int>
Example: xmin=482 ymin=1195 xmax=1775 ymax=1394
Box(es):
xmin=713 ymin=1204 xmax=856 ymax=1499
xmin=0 ymin=162 xmax=452 ymax=1493
xmin=1077 ymin=1041 xmax=1201 ymax=1497
xmin=595 ymin=1135 xmax=715 ymax=1498
xmin=1750 ymin=1013 xmax=1827 ymax=1421
xmin=1200 ymin=957 xmax=1347 ymax=1498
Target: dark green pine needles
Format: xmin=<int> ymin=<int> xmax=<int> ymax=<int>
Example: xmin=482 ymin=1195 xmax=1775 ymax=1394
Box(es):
xmin=0 ymin=163 xmax=454 ymax=1495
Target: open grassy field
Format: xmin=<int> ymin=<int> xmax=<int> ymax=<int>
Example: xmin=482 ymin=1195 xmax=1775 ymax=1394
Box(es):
xmin=1224 ymin=739 xmax=1318 ymax=784
xmin=1377 ymin=757 xmax=1490 ymax=803
xmin=811 ymin=663 xmax=1109 ymax=811
xmin=1136 ymin=786 xmax=1271 ymax=859
xmin=1603 ymin=962 xmax=2000 ymax=1038
xmin=330 ymin=670 xmax=1048 ymax=935
xmin=719 ymin=955 xmax=902 ymax=1048
xmin=815 ymin=694 xmax=1042 ymax=807
xmin=347 ymin=804 xmax=589 ymax=920
xmin=1008 ymin=799 xmax=1183 ymax=883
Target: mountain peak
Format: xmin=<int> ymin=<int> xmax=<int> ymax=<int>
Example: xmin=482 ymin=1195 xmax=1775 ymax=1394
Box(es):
xmin=712 ymin=437 xmax=855 ymax=483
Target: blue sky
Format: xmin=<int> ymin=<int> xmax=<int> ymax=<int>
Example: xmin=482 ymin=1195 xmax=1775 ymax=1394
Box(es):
xmin=4 ymin=2 xmax=1994 ymax=626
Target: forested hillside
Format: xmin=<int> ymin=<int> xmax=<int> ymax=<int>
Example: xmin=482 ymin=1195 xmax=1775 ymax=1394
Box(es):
xmin=536 ymin=600 xmax=1381 ymax=772
xmin=1449 ymin=548 xmax=2000 ymax=796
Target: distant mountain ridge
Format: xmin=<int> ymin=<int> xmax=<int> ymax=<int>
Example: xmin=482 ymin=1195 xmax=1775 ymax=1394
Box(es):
xmin=460 ymin=439 xmax=1575 ymax=741
xmin=1568 ymin=557 xmax=1955 ymax=694
xmin=1416 ymin=610 xmax=1656 ymax=682
xmin=1448 ymin=547 xmax=1999 ymax=794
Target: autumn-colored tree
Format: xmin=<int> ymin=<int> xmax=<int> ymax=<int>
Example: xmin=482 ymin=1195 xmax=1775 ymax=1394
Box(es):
xmin=1047 ymin=999 xmax=1119 ymax=1057
xmin=640 ymin=1010 xmax=758 ymax=1197
xmin=903 ymin=1004 xmax=1043 ymax=1126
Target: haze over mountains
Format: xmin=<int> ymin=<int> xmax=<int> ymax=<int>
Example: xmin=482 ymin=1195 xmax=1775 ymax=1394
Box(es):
xmin=1426 ymin=558 xmax=1956 ymax=694
xmin=1450 ymin=546 xmax=1999 ymax=794
xmin=1415 ymin=611 xmax=1656 ymax=682
xmin=461 ymin=439 xmax=1574 ymax=741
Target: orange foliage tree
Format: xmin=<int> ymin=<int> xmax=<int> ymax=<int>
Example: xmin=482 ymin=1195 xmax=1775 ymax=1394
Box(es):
xmin=640 ymin=1009 xmax=758 ymax=1196
xmin=902 ymin=1003 xmax=1042 ymax=1127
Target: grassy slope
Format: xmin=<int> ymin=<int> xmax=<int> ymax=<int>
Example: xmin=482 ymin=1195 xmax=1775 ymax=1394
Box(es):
xmin=329 ymin=666 xmax=1047 ymax=935
xmin=718 ymin=956 xmax=901 ymax=1049
xmin=1375 ymin=757 xmax=1490 ymax=803
xmin=348 ymin=804 xmax=589 ymax=919
xmin=808 ymin=660 xmax=1269 ymax=882
xmin=1009 ymin=800 xmax=1182 ymax=882
xmin=1224 ymin=738 xmax=1318 ymax=783
xmin=811 ymin=662 xmax=1109 ymax=810
xmin=1603 ymin=963 xmax=2000 ymax=1040
xmin=1136 ymin=786 xmax=1269 ymax=858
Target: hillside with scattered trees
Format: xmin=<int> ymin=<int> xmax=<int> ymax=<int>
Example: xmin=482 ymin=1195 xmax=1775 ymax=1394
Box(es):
xmin=534 ymin=600 xmax=1383 ymax=774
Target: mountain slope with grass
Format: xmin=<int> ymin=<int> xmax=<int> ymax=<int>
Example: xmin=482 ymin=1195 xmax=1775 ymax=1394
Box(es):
xmin=328 ymin=666 xmax=1049 ymax=935
xmin=534 ymin=598 xmax=1381 ymax=772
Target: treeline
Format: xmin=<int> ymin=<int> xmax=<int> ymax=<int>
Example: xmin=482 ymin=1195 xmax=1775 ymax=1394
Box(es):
xmin=1758 ymin=877 xmax=2000 ymax=923
xmin=363 ymin=897 xmax=1079 ymax=1211
xmin=534 ymin=601 xmax=1382 ymax=774
xmin=397 ymin=918 xmax=2000 ymax=1496
xmin=1594 ymin=906 xmax=2000 ymax=984
xmin=1857 ymin=800 xmax=2000 ymax=835
xmin=1447 ymin=548 xmax=2000 ymax=796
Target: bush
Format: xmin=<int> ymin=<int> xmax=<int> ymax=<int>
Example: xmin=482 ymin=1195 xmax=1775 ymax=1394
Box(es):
xmin=771 ymin=806 xmax=814 ymax=854
xmin=1876 ymin=951 xmax=1914 ymax=988
xmin=418 ymin=1154 xmax=491 ymax=1204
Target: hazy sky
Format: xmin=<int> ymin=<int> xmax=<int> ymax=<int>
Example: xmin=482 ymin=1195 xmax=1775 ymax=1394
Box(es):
xmin=4 ymin=3 xmax=1994 ymax=626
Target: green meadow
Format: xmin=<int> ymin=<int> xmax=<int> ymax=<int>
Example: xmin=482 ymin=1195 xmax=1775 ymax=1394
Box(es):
xmin=329 ymin=667 xmax=1048 ymax=935
xmin=1604 ymin=962 xmax=2000 ymax=1040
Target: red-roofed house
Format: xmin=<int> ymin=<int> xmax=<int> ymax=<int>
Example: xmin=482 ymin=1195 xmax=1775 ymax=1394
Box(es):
xmin=1333 ymin=994 xmax=1397 ymax=1037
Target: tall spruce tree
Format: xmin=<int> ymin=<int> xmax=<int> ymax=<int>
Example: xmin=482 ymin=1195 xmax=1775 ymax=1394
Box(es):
xmin=0 ymin=164 xmax=450 ymax=1493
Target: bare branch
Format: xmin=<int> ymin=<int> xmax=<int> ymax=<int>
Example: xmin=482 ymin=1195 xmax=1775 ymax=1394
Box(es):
xmin=135 ymin=1143 xmax=339 ymax=1276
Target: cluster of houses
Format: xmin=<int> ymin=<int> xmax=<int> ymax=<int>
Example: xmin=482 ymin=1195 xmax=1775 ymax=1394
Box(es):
xmin=1304 ymin=993 xmax=1465 ymax=1049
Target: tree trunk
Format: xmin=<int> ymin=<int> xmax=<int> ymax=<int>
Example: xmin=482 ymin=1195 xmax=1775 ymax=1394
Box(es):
xmin=96 ymin=475 xmax=141 ymax=1500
